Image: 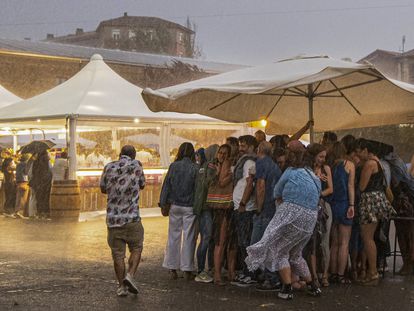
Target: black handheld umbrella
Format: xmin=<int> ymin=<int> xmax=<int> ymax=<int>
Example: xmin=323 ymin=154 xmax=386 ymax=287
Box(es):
xmin=19 ymin=140 xmax=56 ymax=154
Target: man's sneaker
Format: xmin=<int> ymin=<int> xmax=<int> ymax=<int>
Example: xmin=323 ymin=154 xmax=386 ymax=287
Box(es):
xmin=15 ymin=212 xmax=28 ymax=219
xmin=116 ymin=285 xmax=128 ymax=297
xmin=306 ymin=282 xmax=322 ymax=297
xmin=255 ymin=280 xmax=281 ymax=292
xmin=3 ymin=213 xmax=16 ymax=219
xmin=195 ymin=271 xmax=213 ymax=283
xmin=277 ymin=284 xmax=293 ymax=300
xmin=234 ymin=276 xmax=257 ymax=288
xmin=123 ymin=273 xmax=138 ymax=294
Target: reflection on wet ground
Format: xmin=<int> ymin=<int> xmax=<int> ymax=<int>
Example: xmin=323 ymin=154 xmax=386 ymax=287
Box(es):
xmin=0 ymin=216 xmax=413 ymax=311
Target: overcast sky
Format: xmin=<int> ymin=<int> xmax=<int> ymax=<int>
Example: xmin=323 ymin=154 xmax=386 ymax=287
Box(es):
xmin=1 ymin=0 xmax=413 ymax=65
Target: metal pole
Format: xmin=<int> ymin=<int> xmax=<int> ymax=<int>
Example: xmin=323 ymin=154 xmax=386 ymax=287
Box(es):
xmin=308 ymin=84 xmax=314 ymax=144
xmin=12 ymin=134 xmax=18 ymax=153
xmin=68 ymin=117 xmax=77 ymax=180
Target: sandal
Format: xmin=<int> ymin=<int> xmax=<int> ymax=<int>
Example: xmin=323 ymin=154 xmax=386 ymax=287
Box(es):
xmin=337 ymin=275 xmax=351 ymax=285
xmin=320 ymin=277 xmax=329 ymax=287
xmin=361 ymin=273 xmax=379 ymax=286
xmin=357 ymin=269 xmax=366 ymax=283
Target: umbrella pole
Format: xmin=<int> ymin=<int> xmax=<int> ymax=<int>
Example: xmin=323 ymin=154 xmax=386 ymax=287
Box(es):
xmin=308 ymin=84 xmax=314 ymax=144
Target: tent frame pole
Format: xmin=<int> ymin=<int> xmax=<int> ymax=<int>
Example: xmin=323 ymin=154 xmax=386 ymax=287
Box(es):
xmin=68 ymin=116 xmax=77 ymax=180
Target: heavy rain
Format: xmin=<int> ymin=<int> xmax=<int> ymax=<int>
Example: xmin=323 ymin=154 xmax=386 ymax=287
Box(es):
xmin=0 ymin=1 xmax=414 ymax=310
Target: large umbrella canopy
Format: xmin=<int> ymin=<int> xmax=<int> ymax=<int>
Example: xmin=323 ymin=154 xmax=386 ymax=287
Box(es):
xmin=142 ymin=55 xmax=414 ymax=137
xmin=0 ymin=84 xmax=21 ymax=109
xmin=19 ymin=140 xmax=55 ymax=154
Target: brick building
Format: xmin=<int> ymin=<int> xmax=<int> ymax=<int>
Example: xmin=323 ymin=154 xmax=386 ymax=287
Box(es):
xmin=359 ymin=48 xmax=414 ymax=83
xmin=45 ymin=13 xmax=195 ymax=58
xmin=0 ymin=38 xmax=244 ymax=99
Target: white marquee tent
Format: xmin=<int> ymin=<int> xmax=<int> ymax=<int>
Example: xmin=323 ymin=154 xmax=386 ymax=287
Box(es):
xmin=0 ymin=54 xmax=239 ymax=177
xmin=0 ymin=84 xmax=21 ymax=109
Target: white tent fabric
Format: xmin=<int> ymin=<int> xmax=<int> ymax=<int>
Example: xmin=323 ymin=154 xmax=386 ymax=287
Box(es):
xmin=0 ymin=134 xmax=96 ymax=149
xmin=125 ymin=133 xmax=196 ymax=147
xmin=0 ymin=84 xmax=21 ymax=109
xmin=0 ymin=54 xmax=215 ymax=122
xmin=142 ymin=55 xmax=414 ymax=133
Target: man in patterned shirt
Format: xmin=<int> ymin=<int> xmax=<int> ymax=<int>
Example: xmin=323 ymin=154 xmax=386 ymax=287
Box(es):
xmin=100 ymin=145 xmax=146 ymax=297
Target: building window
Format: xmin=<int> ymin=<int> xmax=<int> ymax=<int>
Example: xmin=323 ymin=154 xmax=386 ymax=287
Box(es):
xmin=128 ymin=30 xmax=135 ymax=39
xmin=112 ymin=29 xmax=120 ymax=41
xmin=178 ymin=32 xmax=184 ymax=43
xmin=144 ymin=29 xmax=154 ymax=41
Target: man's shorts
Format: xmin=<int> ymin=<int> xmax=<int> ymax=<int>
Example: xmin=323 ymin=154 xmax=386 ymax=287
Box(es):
xmin=107 ymin=221 xmax=144 ymax=260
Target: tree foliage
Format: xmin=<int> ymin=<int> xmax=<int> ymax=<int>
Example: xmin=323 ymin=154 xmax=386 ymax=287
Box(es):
xmin=144 ymin=59 xmax=208 ymax=89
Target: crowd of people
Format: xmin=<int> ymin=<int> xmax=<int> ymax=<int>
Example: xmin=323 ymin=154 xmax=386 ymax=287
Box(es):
xmin=157 ymin=130 xmax=414 ymax=300
xmin=1 ymin=150 xmax=68 ymax=219
xmin=98 ymin=128 xmax=413 ymax=299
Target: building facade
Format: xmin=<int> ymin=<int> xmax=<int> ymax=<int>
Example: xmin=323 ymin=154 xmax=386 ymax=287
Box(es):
xmin=45 ymin=13 xmax=195 ymax=58
xmin=0 ymin=38 xmax=243 ymax=99
xmin=359 ymin=49 xmax=414 ymax=84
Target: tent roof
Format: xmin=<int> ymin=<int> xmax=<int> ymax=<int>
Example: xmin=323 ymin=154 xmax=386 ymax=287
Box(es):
xmin=0 ymin=54 xmax=216 ymax=123
xmin=0 ymin=84 xmax=21 ymax=109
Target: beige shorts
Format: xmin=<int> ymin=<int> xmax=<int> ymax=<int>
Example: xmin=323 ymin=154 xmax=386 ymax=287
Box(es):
xmin=107 ymin=221 xmax=144 ymax=260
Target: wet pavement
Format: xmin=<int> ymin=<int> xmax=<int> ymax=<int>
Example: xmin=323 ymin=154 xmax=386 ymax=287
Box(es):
xmin=0 ymin=216 xmax=413 ymax=311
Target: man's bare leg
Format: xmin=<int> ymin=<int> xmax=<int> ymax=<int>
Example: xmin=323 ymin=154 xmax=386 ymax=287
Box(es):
xmin=128 ymin=250 xmax=142 ymax=276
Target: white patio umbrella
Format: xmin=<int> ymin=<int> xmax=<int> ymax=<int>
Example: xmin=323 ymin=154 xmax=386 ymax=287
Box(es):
xmin=142 ymin=55 xmax=414 ymax=142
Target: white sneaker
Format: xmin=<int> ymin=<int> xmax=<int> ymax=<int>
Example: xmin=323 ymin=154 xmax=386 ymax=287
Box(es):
xmin=116 ymin=285 xmax=128 ymax=297
xmin=123 ymin=273 xmax=138 ymax=294
xmin=3 ymin=213 xmax=16 ymax=219
xmin=195 ymin=271 xmax=213 ymax=283
xmin=234 ymin=276 xmax=257 ymax=288
xmin=15 ymin=212 xmax=28 ymax=219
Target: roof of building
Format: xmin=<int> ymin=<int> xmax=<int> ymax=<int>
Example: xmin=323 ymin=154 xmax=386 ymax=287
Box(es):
xmin=96 ymin=14 xmax=194 ymax=34
xmin=358 ymin=49 xmax=402 ymax=62
xmin=45 ymin=31 xmax=99 ymax=44
xmin=0 ymin=38 xmax=246 ymax=73
xmin=401 ymin=48 xmax=414 ymax=57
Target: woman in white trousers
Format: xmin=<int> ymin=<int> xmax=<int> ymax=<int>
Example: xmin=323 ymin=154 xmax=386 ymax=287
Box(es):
xmin=160 ymin=142 xmax=198 ymax=280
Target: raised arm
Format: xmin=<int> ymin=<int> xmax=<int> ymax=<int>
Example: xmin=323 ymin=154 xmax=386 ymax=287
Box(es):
xmin=218 ymin=159 xmax=233 ymax=187
xmin=321 ymin=165 xmax=333 ymax=197
xmin=289 ymin=120 xmax=313 ymax=142
xmin=346 ymin=161 xmax=355 ymax=218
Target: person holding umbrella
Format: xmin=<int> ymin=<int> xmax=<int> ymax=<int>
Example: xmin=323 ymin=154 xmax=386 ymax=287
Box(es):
xmin=30 ymin=150 xmax=52 ymax=219
xmin=1 ymin=157 xmax=17 ymax=218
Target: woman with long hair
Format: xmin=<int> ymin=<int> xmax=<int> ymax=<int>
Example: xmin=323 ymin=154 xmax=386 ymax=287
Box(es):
xmin=329 ymin=142 xmax=355 ymax=284
xmin=205 ymin=144 xmax=234 ymax=285
xmin=304 ymin=143 xmax=333 ymax=287
xmin=245 ymin=148 xmax=322 ymax=300
xmin=160 ymin=142 xmax=198 ymax=280
xmin=356 ymin=139 xmax=394 ymax=286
